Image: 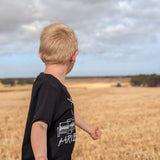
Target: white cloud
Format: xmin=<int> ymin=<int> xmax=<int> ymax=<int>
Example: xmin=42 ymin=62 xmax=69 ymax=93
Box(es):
xmin=0 ymin=0 xmax=160 ymax=77
xmin=105 ymin=24 xmax=126 ymax=32
xmin=117 ymin=1 xmax=132 ymax=10
xmin=0 ymin=0 xmax=160 ymax=61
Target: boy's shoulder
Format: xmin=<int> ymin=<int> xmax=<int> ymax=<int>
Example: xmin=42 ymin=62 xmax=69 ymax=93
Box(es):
xmin=33 ymin=72 xmax=67 ymax=94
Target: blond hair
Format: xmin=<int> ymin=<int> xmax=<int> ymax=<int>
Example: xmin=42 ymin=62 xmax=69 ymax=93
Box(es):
xmin=39 ymin=23 xmax=78 ymax=64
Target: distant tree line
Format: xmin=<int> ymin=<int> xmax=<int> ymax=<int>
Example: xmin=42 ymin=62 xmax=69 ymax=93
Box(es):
xmin=130 ymin=74 xmax=160 ymax=86
xmin=0 ymin=78 xmax=35 ymax=86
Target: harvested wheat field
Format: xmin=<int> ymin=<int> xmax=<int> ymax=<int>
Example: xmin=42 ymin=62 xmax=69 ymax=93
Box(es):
xmin=0 ymin=78 xmax=160 ymax=160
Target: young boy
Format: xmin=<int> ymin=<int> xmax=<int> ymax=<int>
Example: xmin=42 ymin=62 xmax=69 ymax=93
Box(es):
xmin=22 ymin=23 xmax=101 ymax=160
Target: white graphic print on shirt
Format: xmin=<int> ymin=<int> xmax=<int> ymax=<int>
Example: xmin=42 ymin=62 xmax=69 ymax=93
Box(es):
xmin=57 ymin=97 xmax=75 ymax=147
xmin=67 ymin=97 xmax=73 ymax=104
xmin=57 ymin=118 xmax=75 ymax=137
xmin=57 ymin=118 xmax=75 ymax=147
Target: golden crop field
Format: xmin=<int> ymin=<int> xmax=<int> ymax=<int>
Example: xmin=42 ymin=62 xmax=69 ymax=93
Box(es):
xmin=0 ymin=78 xmax=160 ymax=160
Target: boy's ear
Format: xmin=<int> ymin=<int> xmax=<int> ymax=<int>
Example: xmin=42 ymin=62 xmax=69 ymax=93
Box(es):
xmin=71 ymin=51 xmax=79 ymax=63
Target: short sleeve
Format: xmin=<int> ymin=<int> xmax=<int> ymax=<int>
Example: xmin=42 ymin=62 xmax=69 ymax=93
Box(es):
xmin=32 ymin=84 xmax=59 ymax=129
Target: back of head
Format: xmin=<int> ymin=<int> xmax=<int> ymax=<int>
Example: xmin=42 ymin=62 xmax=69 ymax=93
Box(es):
xmin=39 ymin=23 xmax=78 ymax=64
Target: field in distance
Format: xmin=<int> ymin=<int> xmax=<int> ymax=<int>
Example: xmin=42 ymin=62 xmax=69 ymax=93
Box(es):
xmin=0 ymin=77 xmax=160 ymax=160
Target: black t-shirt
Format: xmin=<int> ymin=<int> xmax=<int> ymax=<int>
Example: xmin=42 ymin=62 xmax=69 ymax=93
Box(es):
xmin=22 ymin=72 xmax=76 ymax=160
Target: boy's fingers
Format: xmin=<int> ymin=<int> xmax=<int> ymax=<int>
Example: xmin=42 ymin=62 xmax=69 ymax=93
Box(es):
xmin=95 ymin=129 xmax=101 ymax=138
xmin=97 ymin=131 xmax=101 ymax=138
xmin=90 ymin=126 xmax=101 ymax=140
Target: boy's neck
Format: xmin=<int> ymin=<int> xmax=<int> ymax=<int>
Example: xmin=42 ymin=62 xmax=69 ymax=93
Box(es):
xmin=44 ymin=63 xmax=68 ymax=85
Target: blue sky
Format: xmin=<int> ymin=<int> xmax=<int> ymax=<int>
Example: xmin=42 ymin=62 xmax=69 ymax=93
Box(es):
xmin=0 ymin=0 xmax=160 ymax=78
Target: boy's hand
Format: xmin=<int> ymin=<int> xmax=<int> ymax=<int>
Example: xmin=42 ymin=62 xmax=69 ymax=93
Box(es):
xmin=89 ymin=126 xmax=101 ymax=140
xmin=74 ymin=111 xmax=102 ymax=140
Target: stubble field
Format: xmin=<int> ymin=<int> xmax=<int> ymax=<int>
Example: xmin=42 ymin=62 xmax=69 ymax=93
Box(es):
xmin=0 ymin=78 xmax=160 ymax=160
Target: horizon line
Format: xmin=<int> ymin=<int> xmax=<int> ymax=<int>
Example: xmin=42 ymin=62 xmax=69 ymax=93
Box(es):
xmin=0 ymin=73 xmax=159 ymax=80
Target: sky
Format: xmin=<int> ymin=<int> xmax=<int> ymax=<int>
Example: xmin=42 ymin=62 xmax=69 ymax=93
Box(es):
xmin=0 ymin=0 xmax=160 ymax=78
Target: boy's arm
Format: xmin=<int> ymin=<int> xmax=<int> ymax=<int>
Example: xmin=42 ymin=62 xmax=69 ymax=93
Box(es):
xmin=74 ymin=110 xmax=101 ymax=140
xmin=31 ymin=121 xmax=48 ymax=160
